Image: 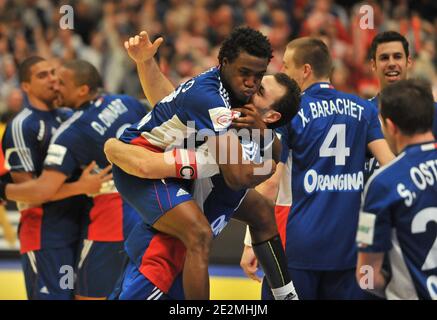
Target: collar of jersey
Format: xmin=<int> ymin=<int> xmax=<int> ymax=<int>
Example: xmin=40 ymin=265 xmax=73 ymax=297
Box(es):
xmin=403 ymin=140 xmax=437 ymax=153
xmin=302 ymin=82 xmax=334 ymax=95
xmin=78 ymin=95 xmax=103 ymax=110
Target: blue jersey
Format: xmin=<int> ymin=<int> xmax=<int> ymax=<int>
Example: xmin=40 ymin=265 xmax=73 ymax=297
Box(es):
xmin=278 ymin=82 xmax=384 ymax=269
xmin=120 ymin=67 xmax=238 ymax=151
xmin=44 ymin=94 xmax=147 ymax=241
xmin=2 ymin=102 xmax=82 ymax=253
xmin=365 ymin=97 xmax=437 ymax=179
xmin=357 ymin=141 xmax=437 ymax=300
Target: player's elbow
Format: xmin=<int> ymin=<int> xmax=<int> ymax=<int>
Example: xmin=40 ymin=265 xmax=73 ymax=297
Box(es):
xmin=103 ymin=139 xmax=116 ymax=164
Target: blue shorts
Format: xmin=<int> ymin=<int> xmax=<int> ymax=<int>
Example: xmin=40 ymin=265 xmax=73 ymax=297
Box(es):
xmin=110 ymin=260 xmax=184 ymax=300
xmin=261 ymin=268 xmax=378 ymax=300
xmin=75 ymin=239 xmax=127 ymax=298
xmin=112 ymin=165 xmax=193 ymax=226
xmin=21 ymin=246 xmax=76 ymax=300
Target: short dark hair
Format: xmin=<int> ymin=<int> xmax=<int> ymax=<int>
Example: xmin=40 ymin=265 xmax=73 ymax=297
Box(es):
xmin=18 ymin=56 xmax=45 ymax=83
xmin=62 ymin=60 xmax=103 ymax=94
xmin=286 ymin=38 xmax=332 ymax=79
xmin=218 ymin=27 xmax=273 ymax=64
xmin=380 ymin=79 xmax=434 ymax=135
xmin=268 ymin=73 xmax=301 ymax=129
xmin=369 ymin=31 xmax=409 ymax=60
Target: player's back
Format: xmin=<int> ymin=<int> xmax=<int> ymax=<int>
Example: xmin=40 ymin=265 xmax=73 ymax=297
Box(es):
xmin=362 ymin=142 xmax=437 ymax=299
xmin=45 ymin=94 xmax=147 ymax=241
xmin=280 ymin=82 xmax=384 ymax=269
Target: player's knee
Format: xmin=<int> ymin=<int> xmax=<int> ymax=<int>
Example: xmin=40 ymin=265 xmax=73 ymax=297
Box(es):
xmin=184 ymin=223 xmax=213 ymax=254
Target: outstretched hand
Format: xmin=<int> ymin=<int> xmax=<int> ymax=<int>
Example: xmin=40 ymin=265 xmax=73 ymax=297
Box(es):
xmin=124 ymin=31 xmax=164 ymax=63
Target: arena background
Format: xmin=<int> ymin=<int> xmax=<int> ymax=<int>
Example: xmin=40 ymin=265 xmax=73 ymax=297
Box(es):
xmin=1 ymin=0 xmax=437 ymax=299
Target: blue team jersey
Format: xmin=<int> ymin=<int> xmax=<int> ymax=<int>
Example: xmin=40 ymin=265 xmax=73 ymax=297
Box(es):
xmin=2 ymin=102 xmax=82 ymax=253
xmin=119 ymin=67 xmax=238 ymax=151
xmin=278 ymin=82 xmax=384 ymax=269
xmin=44 ymin=94 xmax=147 ymax=241
xmin=357 ymin=141 xmax=437 ymax=300
xmin=365 ymin=97 xmax=437 ymax=179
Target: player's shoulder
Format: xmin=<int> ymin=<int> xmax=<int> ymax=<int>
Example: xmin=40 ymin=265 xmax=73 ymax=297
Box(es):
xmin=10 ymin=107 xmax=38 ymax=132
xmin=183 ymin=67 xmax=229 ymax=105
xmin=103 ymin=93 xmax=140 ymax=104
xmin=51 ymin=109 xmax=86 ymax=143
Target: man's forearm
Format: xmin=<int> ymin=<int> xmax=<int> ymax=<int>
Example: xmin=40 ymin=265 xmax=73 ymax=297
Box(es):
xmin=136 ymin=59 xmax=175 ymax=106
xmin=49 ymin=181 xmax=87 ymax=201
xmin=105 ymin=138 xmax=175 ymax=179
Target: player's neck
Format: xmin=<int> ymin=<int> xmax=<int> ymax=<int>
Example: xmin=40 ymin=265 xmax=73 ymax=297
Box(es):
xmin=397 ymin=131 xmax=435 ymax=153
xmin=74 ymin=93 xmax=99 ymax=109
xmin=27 ymin=95 xmax=53 ymax=111
xmin=301 ymin=77 xmax=330 ymax=91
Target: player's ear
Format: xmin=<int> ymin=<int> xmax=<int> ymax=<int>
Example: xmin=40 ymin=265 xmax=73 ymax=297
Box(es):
xmin=303 ymin=63 xmax=312 ymax=79
xmin=385 ymin=118 xmax=397 ymax=136
xmin=20 ymin=81 xmax=30 ymax=94
xmin=371 ymin=59 xmax=376 ymax=72
xmin=406 ymin=56 xmax=413 ymax=69
xmin=78 ymin=84 xmax=90 ymax=97
xmin=262 ymin=110 xmax=281 ymax=124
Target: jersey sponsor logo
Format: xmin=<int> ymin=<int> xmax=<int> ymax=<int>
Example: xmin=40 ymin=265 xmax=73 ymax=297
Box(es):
xmin=304 ymin=169 xmax=364 ymax=193
xmin=208 ymin=108 xmax=239 ymax=132
xmin=356 ymin=212 xmax=376 ymax=246
xmin=44 ymin=144 xmax=67 ymax=166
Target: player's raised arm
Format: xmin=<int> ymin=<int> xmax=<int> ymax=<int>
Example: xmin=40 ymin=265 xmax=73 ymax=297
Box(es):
xmin=124 ymin=31 xmax=174 ymax=105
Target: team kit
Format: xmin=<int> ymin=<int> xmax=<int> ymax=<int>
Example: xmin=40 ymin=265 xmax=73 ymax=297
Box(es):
xmin=0 ymin=26 xmax=436 ymax=300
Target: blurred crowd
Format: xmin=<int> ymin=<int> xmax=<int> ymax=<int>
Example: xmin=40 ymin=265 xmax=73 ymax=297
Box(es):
xmin=1 ymin=0 xmax=437 ymax=121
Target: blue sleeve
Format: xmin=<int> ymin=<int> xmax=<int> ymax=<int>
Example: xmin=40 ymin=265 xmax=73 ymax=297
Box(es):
xmin=44 ymin=129 xmax=84 ymax=177
xmin=3 ymin=117 xmax=39 ymax=173
xmin=366 ymin=102 xmax=384 ymax=144
xmin=356 ymin=177 xmax=393 ymax=253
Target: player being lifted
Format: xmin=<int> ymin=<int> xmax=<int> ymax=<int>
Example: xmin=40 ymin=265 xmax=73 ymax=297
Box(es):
xmin=104 ymin=27 xmax=300 ymax=300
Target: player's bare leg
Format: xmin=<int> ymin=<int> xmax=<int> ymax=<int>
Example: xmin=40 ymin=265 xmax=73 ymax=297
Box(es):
xmin=153 ymin=200 xmax=212 ymax=300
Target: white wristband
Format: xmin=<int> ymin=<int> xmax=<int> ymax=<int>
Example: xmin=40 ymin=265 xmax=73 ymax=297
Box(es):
xmin=243 ymin=225 xmax=252 ymax=247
